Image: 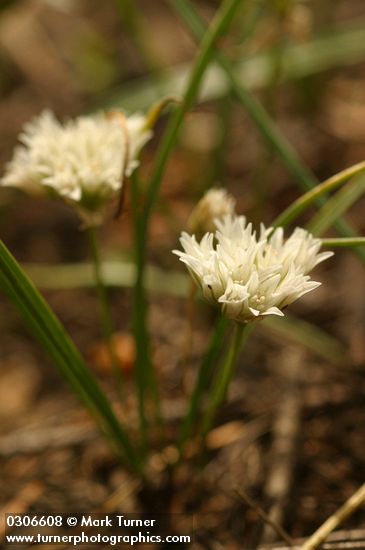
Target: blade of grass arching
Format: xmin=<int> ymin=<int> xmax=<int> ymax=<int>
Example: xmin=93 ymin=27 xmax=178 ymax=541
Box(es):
xmin=0 ymin=242 xmax=139 ymax=469
xmin=0 ymin=269 xmax=120 ymax=446
xmin=0 ymin=269 xmax=135 ymax=466
xmin=274 ymin=161 xmax=365 ymax=228
xmin=97 ymin=19 xmax=365 ymax=113
xmin=0 ymin=240 xmax=142 ymax=474
xmin=167 ymin=0 xmax=365 ymax=264
xmin=307 ymin=175 xmax=365 ymax=236
xmin=263 ymin=314 xmax=348 ymax=366
xmin=177 ymin=315 xmax=229 ymax=457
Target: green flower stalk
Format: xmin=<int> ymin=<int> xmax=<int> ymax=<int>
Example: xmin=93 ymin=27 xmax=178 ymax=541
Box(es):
xmin=174 ymin=213 xmax=333 ymax=438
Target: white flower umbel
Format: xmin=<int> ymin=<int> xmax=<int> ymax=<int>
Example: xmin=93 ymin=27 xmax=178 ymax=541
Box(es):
xmin=174 ymin=215 xmax=333 ymax=323
xmin=188 ymin=188 xmax=236 ymax=236
xmin=1 ymin=110 xmax=152 ymax=226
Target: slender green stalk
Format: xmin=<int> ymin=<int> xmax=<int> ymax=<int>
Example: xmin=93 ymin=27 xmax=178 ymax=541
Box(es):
xmin=168 ymin=0 xmax=365 ymax=263
xmin=204 ymin=93 xmax=234 ymax=190
xmin=321 ymin=237 xmax=365 ymax=248
xmin=130 ymin=172 xmax=159 ymax=455
xmin=200 ymin=322 xmax=252 ymax=438
xmin=114 ymin=0 xmax=165 ymax=79
xmin=0 ymin=239 xmax=141 ymax=474
xmin=178 ymin=315 xmax=229 ymax=456
xmin=87 ymin=227 xmax=122 ymax=395
xmin=274 ymin=161 xmax=365 ymax=228
xmin=143 ymin=0 xmax=243 ymax=226
xmin=128 ymin=0 xmax=243 ymax=448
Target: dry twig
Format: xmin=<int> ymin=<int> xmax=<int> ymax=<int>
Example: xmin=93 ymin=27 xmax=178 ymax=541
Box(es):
xmin=299 ymin=483 xmax=365 ymax=550
xmin=237 ymin=488 xmax=294 ymax=547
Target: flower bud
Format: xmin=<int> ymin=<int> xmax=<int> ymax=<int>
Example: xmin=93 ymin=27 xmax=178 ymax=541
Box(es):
xmin=187 ymin=188 xmax=236 ymax=237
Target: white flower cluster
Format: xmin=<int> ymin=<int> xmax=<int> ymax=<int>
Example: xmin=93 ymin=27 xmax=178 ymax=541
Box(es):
xmin=174 ymin=215 xmax=333 ymax=322
xmin=1 ymin=110 xmax=152 ymax=226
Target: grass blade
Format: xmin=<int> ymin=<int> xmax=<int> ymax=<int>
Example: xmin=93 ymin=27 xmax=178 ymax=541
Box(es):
xmin=263 ymin=314 xmax=348 ymax=366
xmin=130 ymin=172 xmax=160 ymax=453
xmin=274 ymin=161 xmax=365 ymax=228
xmin=24 ymin=260 xmax=190 ymax=294
xmin=307 ymin=175 xmax=365 ymax=236
xmin=0 ymin=240 xmax=142 ymax=474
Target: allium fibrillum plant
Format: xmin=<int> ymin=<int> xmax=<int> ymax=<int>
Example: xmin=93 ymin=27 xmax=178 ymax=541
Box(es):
xmin=2 ymin=105 xmax=365 ymax=471
xmin=2 ymin=95 xmax=365 ymax=471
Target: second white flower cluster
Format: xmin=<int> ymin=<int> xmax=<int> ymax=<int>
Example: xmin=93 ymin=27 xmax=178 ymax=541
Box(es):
xmin=174 ymin=214 xmax=333 ymax=323
xmin=1 ymin=110 xmax=152 ymax=227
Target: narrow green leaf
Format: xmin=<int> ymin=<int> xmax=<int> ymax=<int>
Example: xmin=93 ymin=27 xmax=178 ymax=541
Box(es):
xmin=130 ymin=172 xmax=159 ymax=453
xmin=24 ymin=260 xmax=189 ymax=294
xmin=321 ymin=237 xmax=365 ymax=248
xmin=307 ymin=175 xmax=365 ymax=236
xmin=143 ymin=0 xmax=244 ymax=224
xmin=0 ymin=240 xmax=142 ymax=474
xmin=274 ymin=161 xmax=365 ymax=228
xmin=263 ymin=314 xmax=348 ymax=366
